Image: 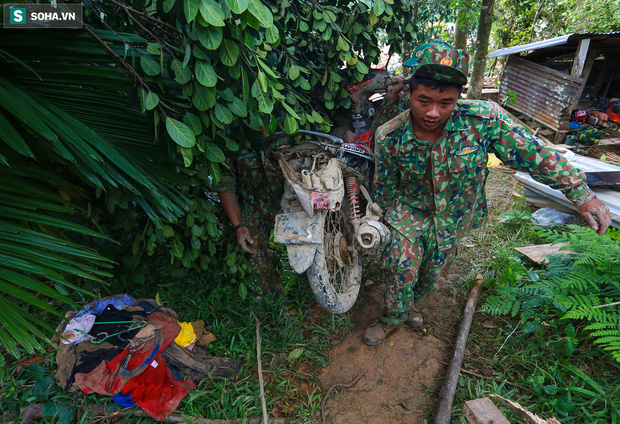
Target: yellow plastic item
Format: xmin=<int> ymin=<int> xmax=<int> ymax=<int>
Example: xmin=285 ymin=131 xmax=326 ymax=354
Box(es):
xmin=174 ymin=321 xmax=197 ymax=347
xmin=487 ymin=153 xmax=503 ymax=168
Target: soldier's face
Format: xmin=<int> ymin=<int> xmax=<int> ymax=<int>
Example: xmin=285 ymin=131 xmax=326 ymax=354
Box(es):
xmin=408 ymin=85 xmax=459 ymax=133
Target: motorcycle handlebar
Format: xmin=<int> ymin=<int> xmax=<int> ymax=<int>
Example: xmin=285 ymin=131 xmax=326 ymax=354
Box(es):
xmin=262 ymin=130 xmax=344 ymax=151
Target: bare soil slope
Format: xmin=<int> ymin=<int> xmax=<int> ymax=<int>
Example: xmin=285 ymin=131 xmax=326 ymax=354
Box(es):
xmin=318 ymin=168 xmax=523 ymax=423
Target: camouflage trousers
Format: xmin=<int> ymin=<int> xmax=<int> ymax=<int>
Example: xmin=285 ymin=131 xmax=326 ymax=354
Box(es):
xmin=244 ymin=209 xmax=283 ymax=291
xmin=379 ymin=225 xmax=458 ymax=325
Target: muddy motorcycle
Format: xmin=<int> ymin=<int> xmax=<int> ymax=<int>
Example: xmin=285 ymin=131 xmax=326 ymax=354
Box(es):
xmin=264 ymin=130 xmax=390 ymax=313
xmin=261 ymin=70 xmax=397 ymax=314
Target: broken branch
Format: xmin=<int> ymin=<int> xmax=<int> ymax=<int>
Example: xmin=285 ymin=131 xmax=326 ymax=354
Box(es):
xmin=434 ymin=274 xmax=484 ymax=424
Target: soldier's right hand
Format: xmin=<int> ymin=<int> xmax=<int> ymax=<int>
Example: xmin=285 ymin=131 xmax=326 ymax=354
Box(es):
xmin=236 ymin=227 xmax=257 ymax=254
xmin=386 ymin=75 xmax=405 ymax=100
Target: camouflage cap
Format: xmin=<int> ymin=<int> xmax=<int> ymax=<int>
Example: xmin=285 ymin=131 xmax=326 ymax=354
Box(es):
xmin=405 ymin=43 xmax=469 ymax=86
xmin=402 ymin=41 xmax=451 ymax=67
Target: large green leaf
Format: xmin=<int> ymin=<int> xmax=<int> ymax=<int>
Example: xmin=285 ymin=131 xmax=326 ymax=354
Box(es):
xmin=204 ymin=142 xmax=226 ymax=162
xmin=228 ymin=96 xmax=248 ymax=117
xmin=251 ymin=80 xmax=273 ymax=114
xmin=284 ymin=114 xmax=299 ymax=134
xmin=214 ymin=103 xmax=233 ymax=124
xmin=184 ymin=0 xmax=199 ymax=22
xmin=198 ymin=0 xmax=225 ymax=26
xmin=247 ymin=0 xmax=273 ymax=28
xmin=140 ymin=55 xmax=161 ymax=76
xmin=171 ymin=59 xmax=192 ymax=84
xmin=145 ymin=91 xmax=160 ymax=110
xmin=195 ymin=60 xmax=217 ymax=87
xmin=183 ymin=112 xmax=203 ymax=135
xmin=192 ymin=84 xmax=217 ymax=110
xmin=166 ymin=116 xmax=197 ymax=148
xmin=219 ymin=39 xmax=239 ymax=66
xmin=196 ymin=25 xmax=223 ymax=50
xmin=226 ymin=0 xmax=249 ymax=14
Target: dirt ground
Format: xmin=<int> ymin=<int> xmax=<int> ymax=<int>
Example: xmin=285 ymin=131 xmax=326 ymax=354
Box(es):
xmin=317 ymin=168 xmax=524 ymax=423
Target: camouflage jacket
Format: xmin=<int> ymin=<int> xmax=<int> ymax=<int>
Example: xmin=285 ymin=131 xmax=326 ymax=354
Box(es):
xmin=373 ymin=99 xmax=596 ymax=250
xmin=212 ymin=147 xmax=283 ymax=217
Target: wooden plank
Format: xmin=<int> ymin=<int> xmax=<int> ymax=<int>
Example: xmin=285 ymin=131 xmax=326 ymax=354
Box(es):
xmin=490 ymin=395 xmax=563 ymax=423
xmin=572 ymin=47 xmax=598 ymax=110
xmin=463 ymin=397 xmax=510 ymax=424
xmin=571 ymin=38 xmax=591 ymax=77
xmin=514 ymin=243 xmax=571 ymax=264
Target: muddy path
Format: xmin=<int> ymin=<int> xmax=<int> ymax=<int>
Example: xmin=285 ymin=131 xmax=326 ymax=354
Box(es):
xmin=317 ymin=168 xmax=523 ymax=423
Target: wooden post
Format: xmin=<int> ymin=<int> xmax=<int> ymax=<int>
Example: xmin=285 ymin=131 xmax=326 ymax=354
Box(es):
xmin=434 ymin=274 xmax=485 ymax=424
xmin=571 ymin=38 xmax=591 ymax=77
xmin=572 ymin=48 xmax=598 ymax=110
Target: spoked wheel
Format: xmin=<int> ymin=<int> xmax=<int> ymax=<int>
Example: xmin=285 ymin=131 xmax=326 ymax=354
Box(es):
xmin=306 ymin=199 xmax=362 ymax=313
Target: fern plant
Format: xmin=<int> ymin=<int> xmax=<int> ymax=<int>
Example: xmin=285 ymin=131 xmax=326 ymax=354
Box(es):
xmin=482 ymin=225 xmax=620 ymax=362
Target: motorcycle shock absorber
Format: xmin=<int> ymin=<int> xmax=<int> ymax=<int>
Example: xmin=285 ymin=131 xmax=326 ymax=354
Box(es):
xmin=345 ymin=176 xmax=361 ymax=225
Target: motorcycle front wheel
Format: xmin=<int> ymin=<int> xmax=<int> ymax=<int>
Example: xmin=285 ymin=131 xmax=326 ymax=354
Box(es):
xmin=306 ymin=199 xmax=362 ymax=314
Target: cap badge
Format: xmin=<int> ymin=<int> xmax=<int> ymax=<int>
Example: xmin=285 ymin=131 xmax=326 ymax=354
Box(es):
xmin=440 ymin=57 xmax=453 ymax=66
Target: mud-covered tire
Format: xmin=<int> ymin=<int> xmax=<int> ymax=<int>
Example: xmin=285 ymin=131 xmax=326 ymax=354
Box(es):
xmin=306 ymin=202 xmax=362 ymax=313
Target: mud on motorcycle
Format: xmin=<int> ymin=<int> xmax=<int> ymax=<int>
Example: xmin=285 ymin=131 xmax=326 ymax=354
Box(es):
xmin=263 ymin=70 xmax=400 ymax=313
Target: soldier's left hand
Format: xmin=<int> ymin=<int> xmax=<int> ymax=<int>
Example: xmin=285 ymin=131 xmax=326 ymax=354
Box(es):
xmin=578 ymin=198 xmax=611 ymax=235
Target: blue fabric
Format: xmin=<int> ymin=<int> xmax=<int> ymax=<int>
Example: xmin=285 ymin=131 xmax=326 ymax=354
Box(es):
xmin=569 ymin=121 xmax=581 ymax=129
xmin=112 ymin=391 xmax=137 ymax=408
xmin=74 ymin=294 xmax=136 ymax=318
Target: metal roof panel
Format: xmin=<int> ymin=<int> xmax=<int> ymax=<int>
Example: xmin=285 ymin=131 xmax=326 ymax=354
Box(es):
xmin=488 ymin=31 xmax=620 ymax=58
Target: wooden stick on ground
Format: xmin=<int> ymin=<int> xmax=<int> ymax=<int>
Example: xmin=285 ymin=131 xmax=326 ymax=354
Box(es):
xmin=434 ymin=274 xmax=485 ymax=424
xmin=20 ymin=404 xmax=292 ymax=424
xmin=252 ymin=311 xmax=269 ymax=424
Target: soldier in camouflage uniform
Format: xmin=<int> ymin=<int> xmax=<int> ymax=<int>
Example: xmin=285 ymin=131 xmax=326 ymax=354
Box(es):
xmin=214 ymin=143 xmax=284 ymax=290
xmin=364 ymin=43 xmax=612 ymax=345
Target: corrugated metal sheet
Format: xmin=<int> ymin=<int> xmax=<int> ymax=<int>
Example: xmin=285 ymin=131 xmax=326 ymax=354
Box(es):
xmin=488 ymin=31 xmax=620 ymax=58
xmin=498 ymin=56 xmax=583 ymax=132
xmin=513 ymin=149 xmax=620 ymax=229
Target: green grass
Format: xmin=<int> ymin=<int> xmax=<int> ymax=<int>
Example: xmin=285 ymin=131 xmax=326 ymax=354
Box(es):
xmin=446 ymin=171 xmax=620 ymax=423
xmin=3 ymin=169 xmax=620 ymax=423
xmin=0 ymin=254 xmax=353 ymax=423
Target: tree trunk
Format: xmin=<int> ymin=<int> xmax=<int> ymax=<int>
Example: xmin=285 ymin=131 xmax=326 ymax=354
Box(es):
xmin=466 ymin=0 xmax=495 ymax=99
xmin=402 ymin=41 xmax=413 ymax=77
xmin=453 ymin=0 xmax=470 ymax=50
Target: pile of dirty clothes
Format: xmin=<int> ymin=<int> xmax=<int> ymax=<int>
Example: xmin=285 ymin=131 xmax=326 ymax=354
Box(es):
xmin=54 ymin=294 xmax=233 ymax=421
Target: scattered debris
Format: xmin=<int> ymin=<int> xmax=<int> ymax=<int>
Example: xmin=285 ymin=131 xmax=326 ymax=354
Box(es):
xmin=490 ymin=394 xmax=563 ymax=424
xmin=51 ymin=294 xmax=241 ymax=422
xmin=513 ymin=149 xmax=620 ymax=228
xmin=514 ymin=243 xmax=571 ymax=264
xmin=480 ymin=319 xmax=498 ymax=329
xmin=463 ymin=397 xmax=510 ymax=424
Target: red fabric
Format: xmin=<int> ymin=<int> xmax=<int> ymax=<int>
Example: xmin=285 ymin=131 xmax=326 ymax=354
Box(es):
xmin=75 ymin=312 xmax=195 ymax=421
xmin=121 ymin=356 xmax=195 ymax=421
